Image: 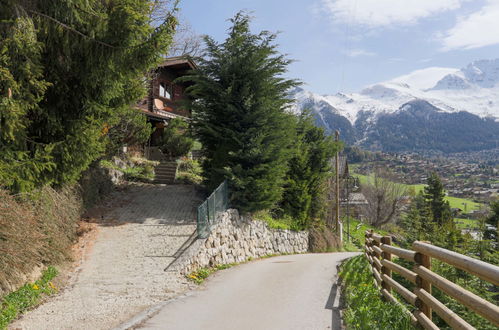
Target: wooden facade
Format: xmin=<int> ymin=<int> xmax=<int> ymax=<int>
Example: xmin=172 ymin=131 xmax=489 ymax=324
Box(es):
xmin=137 ymin=56 xmax=196 ymax=145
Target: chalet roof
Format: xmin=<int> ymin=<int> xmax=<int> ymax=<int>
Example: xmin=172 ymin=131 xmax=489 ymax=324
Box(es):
xmin=158 ymin=56 xmax=197 ymax=71
xmin=348 ymin=193 xmax=368 ymax=205
xmin=341 ymin=192 xmax=368 ymax=206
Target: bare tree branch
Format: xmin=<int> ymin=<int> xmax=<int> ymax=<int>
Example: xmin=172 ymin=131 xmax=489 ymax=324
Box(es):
xmin=362 ymin=168 xmax=408 ymax=227
xmin=167 ymin=20 xmax=203 ymax=57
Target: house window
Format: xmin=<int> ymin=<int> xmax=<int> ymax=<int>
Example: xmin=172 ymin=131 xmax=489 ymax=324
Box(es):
xmin=159 ymin=82 xmax=173 ymax=99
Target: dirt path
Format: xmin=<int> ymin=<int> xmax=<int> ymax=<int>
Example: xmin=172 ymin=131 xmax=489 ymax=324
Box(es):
xmin=139 ymin=252 xmax=359 ymax=330
xmin=11 ymin=184 xmax=202 ymax=330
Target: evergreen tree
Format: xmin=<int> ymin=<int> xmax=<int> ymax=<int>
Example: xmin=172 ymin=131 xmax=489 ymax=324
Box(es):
xmin=0 ymin=0 xmax=178 ymax=191
xmin=183 ymin=12 xmax=299 ymax=213
xmin=159 ymin=118 xmax=194 ymax=159
xmin=424 ymin=172 xmax=452 ymax=226
xmin=279 ymin=113 xmax=338 ymax=228
xmin=400 ymin=192 xmax=426 ymax=242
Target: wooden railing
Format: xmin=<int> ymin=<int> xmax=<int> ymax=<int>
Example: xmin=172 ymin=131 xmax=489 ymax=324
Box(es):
xmin=364 ymin=230 xmax=499 ymax=329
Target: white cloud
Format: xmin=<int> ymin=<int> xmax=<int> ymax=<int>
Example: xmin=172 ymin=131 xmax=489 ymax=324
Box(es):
xmin=344 ymin=49 xmax=376 ymax=57
xmin=321 ymin=0 xmax=464 ymax=28
xmin=440 ymin=1 xmax=499 ymax=51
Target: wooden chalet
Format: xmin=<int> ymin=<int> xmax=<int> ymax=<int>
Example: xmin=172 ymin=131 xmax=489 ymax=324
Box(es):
xmin=137 ymin=56 xmax=196 ymax=146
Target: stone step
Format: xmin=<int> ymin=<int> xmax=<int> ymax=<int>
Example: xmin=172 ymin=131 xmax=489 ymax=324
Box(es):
xmin=155 ymin=173 xmax=176 ymax=178
xmin=152 ymin=160 xmax=177 ymax=185
xmin=156 ymin=165 xmax=178 ymax=170
xmin=155 ymin=167 xmax=177 ymax=171
xmin=155 ymin=173 xmax=175 ymax=177
xmin=154 ymin=166 xmax=177 ymax=171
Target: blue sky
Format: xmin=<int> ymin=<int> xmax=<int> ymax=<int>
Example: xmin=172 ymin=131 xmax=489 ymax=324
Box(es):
xmin=179 ymin=0 xmax=499 ymax=95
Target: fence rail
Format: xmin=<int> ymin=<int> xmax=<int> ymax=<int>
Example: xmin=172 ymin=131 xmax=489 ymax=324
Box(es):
xmin=197 ymin=180 xmax=229 ymax=239
xmin=364 ymin=230 xmax=499 ymax=329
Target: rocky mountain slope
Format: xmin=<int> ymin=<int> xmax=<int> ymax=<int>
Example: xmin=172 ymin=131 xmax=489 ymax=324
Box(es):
xmin=291 ymin=59 xmax=499 ymax=153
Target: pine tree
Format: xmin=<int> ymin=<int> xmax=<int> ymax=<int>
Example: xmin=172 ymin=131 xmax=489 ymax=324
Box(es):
xmin=182 ymin=12 xmax=299 ymax=213
xmin=0 ymin=0 xmax=178 ymax=191
xmin=400 ymin=193 xmax=425 ymax=242
xmin=279 ymin=113 xmax=338 ymax=228
xmin=424 ymin=172 xmax=452 ymax=226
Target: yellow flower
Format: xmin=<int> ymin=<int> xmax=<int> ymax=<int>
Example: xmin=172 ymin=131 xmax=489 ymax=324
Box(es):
xmin=101 ymin=123 xmax=109 ymax=136
xmin=32 ymin=284 xmax=39 ymax=290
xmin=49 ymin=282 xmax=56 ymax=289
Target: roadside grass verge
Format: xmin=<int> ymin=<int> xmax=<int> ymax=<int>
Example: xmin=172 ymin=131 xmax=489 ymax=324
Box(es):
xmin=186 ymin=264 xmax=236 ymax=285
xmin=339 ymin=255 xmax=415 ymax=330
xmin=0 ymin=267 xmax=58 ymax=329
xmin=0 ymin=186 xmax=81 ymax=297
xmin=253 ymin=210 xmax=301 ymax=231
xmin=343 ymin=219 xmax=390 ymax=249
xmin=186 ymin=252 xmax=311 ymax=285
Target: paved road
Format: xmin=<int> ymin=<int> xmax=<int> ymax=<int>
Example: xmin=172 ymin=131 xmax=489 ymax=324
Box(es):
xmin=12 ymin=184 xmax=202 ymax=330
xmin=139 ymin=252 xmax=359 ymax=330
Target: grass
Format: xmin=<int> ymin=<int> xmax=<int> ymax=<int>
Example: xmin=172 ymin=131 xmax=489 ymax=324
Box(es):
xmin=339 ymin=255 xmax=415 ymax=330
xmin=186 ymin=264 xmax=236 ymax=284
xmin=0 ymin=186 xmax=80 ymax=299
xmin=0 ymin=267 xmax=58 ymax=329
xmin=445 ymin=196 xmax=481 ymax=212
xmin=252 ymin=210 xmax=301 ymax=231
xmin=342 ymin=219 xmax=389 ymax=249
xmin=454 ymin=218 xmax=478 ymax=230
xmin=351 ymin=173 xmax=481 ymax=212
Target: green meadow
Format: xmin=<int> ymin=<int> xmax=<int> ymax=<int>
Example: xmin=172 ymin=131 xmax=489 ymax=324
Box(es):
xmin=351 ymin=172 xmax=481 ymax=212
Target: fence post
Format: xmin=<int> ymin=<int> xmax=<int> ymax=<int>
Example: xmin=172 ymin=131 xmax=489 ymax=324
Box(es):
xmin=372 ymin=230 xmax=380 ymax=269
xmin=381 ymin=236 xmax=392 ymax=293
xmin=415 ymin=243 xmax=432 ymax=321
xmin=365 ymin=230 xmax=372 ymax=263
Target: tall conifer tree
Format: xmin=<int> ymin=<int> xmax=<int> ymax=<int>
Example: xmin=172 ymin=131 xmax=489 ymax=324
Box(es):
xmin=0 ymin=0 xmax=178 ymax=191
xmin=183 ymin=12 xmax=299 ymax=213
xmin=424 ymin=172 xmax=452 ymax=225
xmin=280 ymin=113 xmax=338 ymax=228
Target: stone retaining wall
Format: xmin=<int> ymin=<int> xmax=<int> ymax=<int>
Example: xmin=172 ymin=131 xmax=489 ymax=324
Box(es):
xmin=180 ymin=209 xmax=309 ymax=274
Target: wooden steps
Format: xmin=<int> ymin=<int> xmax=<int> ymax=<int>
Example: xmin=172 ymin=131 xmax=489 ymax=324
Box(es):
xmin=154 ymin=161 xmax=178 ymax=184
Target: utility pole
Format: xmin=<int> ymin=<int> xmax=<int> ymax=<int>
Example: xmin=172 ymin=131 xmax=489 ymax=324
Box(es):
xmin=335 ymin=130 xmax=342 ymax=243
xmin=346 ymin=177 xmax=350 ymax=243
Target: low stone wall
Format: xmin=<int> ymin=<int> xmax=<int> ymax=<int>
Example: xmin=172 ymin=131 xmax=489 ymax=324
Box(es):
xmin=180 ymin=209 xmax=309 ymax=274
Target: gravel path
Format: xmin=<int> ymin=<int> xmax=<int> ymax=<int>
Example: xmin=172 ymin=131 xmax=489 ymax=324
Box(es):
xmin=11 ymin=184 xmax=202 ymax=330
xmin=139 ymin=252 xmax=359 ymax=330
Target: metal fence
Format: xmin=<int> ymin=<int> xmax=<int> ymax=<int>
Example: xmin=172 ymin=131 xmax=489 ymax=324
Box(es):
xmin=197 ymin=180 xmax=229 ymax=238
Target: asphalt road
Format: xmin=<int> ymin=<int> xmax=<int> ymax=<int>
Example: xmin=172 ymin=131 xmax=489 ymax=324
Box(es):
xmin=139 ymin=252 xmax=359 ymax=330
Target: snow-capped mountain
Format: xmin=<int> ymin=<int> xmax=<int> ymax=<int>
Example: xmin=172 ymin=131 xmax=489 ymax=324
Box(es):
xmin=291 ymin=59 xmax=499 ymax=153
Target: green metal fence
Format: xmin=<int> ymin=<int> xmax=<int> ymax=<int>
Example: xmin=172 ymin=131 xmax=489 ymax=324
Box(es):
xmin=197 ymin=180 xmax=229 ymax=238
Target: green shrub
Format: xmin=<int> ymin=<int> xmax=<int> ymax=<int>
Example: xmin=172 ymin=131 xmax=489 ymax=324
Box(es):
xmin=99 ymin=157 xmax=157 ymax=182
xmin=176 ymin=158 xmax=203 ymax=184
xmin=339 ymin=255 xmax=415 ymax=330
xmin=160 ymin=119 xmax=194 ymax=159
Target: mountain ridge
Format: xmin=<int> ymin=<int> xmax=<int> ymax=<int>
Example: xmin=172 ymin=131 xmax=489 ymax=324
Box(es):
xmin=291 ymin=59 xmax=499 ymax=153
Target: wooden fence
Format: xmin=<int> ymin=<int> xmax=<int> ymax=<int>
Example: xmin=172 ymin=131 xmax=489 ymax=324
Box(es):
xmin=364 ymin=230 xmax=499 ymax=329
